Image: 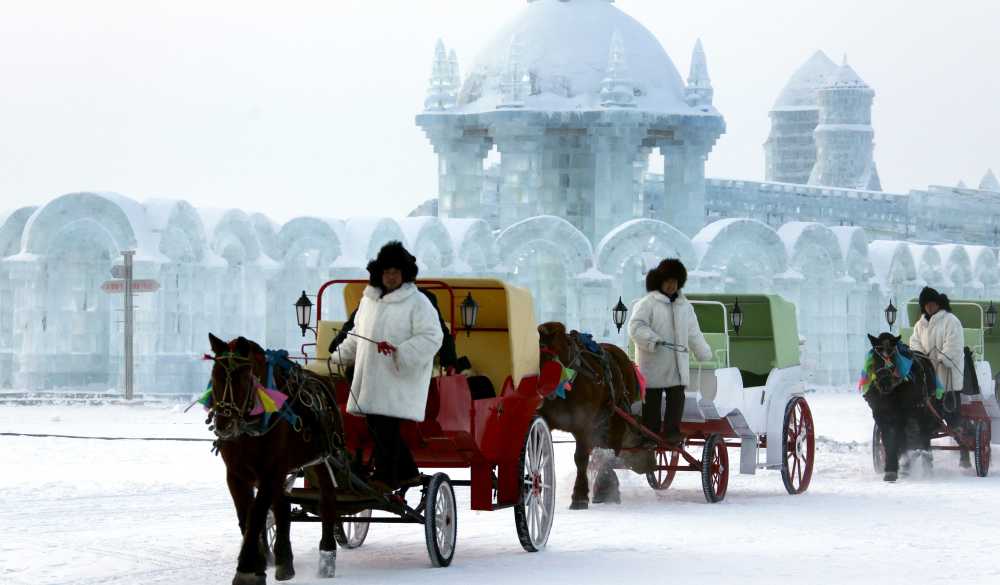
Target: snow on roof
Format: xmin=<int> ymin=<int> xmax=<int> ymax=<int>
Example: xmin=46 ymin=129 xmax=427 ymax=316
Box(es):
xmin=453 ymin=0 xmax=695 ymax=115
xmin=822 ymin=59 xmax=871 ymax=90
xmin=772 ymin=50 xmax=838 ymax=110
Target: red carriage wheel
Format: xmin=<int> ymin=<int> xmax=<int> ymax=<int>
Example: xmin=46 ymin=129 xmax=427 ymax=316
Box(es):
xmin=646 ymin=449 xmax=680 ymax=490
xmin=975 ymin=419 xmax=991 ymax=478
xmin=781 ymin=396 xmax=815 ymax=494
xmin=700 ymin=433 xmax=729 ymax=503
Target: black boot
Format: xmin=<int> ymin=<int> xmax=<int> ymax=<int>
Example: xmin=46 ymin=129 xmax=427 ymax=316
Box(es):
xmin=663 ymin=387 xmax=686 ymax=446
xmin=641 ymin=388 xmax=665 ymax=446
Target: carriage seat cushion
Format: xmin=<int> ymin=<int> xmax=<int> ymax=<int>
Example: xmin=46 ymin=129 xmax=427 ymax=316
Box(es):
xmin=467 ymin=375 xmax=496 ymax=400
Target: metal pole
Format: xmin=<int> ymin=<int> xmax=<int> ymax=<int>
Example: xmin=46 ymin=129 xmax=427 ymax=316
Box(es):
xmin=123 ymin=251 xmax=134 ymax=401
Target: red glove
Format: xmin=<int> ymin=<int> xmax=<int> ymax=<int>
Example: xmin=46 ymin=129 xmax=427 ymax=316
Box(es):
xmin=377 ymin=341 xmax=397 ymax=356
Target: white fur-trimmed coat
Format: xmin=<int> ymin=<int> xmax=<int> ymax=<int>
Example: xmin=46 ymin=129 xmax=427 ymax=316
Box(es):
xmin=333 ymin=283 xmax=444 ymax=421
xmin=628 ymin=291 xmax=713 ymax=388
xmin=908 ymin=309 xmax=965 ymax=392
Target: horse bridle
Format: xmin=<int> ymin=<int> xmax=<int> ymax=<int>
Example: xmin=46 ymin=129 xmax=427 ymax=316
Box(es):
xmin=872 ymin=344 xmax=903 ymax=395
xmin=207 ymin=351 xmax=259 ymax=423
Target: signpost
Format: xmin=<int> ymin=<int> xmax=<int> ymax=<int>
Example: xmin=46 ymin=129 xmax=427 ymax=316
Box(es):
xmin=101 ymin=251 xmax=159 ymax=400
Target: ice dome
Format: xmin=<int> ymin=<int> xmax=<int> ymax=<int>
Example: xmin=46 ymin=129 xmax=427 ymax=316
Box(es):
xmin=456 ymin=0 xmax=690 ymax=113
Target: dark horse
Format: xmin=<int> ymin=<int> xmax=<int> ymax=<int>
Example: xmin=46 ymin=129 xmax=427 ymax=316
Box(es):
xmin=537 ymin=322 xmax=640 ymax=509
xmin=864 ymin=332 xmax=938 ymax=481
xmin=207 ymin=334 xmax=343 ymax=585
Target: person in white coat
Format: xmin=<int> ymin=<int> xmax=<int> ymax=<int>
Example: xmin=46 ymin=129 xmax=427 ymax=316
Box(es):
xmin=332 ymin=241 xmax=443 ymax=490
xmin=908 ymin=287 xmax=964 ymax=393
xmin=628 ymin=259 xmax=712 ymax=445
xmin=908 ymin=286 xmax=966 ymax=467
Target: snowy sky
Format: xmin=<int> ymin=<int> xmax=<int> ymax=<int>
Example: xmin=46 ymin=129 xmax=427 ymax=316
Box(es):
xmin=1 ymin=0 xmax=998 ymax=223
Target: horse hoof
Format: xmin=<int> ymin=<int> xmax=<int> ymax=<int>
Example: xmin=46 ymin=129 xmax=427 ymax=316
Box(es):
xmin=232 ymin=572 xmax=266 ymax=585
xmin=275 ymin=564 xmax=295 ymax=581
xmin=569 ymin=500 xmax=589 ymax=510
xmin=317 ymin=549 xmax=337 ymax=578
xmin=883 ymin=471 xmax=897 ymax=482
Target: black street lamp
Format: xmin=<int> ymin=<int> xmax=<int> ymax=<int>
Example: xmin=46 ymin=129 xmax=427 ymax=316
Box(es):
xmin=295 ymin=290 xmax=313 ymax=337
xmin=612 ymin=296 xmax=628 ymax=333
xmin=460 ymin=292 xmax=479 ymax=337
xmin=731 ymin=297 xmax=744 ymax=335
xmin=987 ymin=301 xmax=997 ymax=330
xmin=884 ymin=298 xmax=897 ymax=330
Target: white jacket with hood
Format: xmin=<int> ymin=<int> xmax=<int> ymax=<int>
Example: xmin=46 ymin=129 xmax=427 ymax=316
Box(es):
xmin=333 ymin=282 xmax=444 ymax=421
xmin=628 ymin=291 xmax=713 ymax=388
xmin=909 ymin=309 xmax=965 ymax=392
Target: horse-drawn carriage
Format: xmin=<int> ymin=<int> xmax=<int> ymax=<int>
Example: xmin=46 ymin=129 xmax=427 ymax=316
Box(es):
xmin=282 ymin=278 xmax=557 ymax=566
xmin=599 ymin=294 xmax=815 ymax=503
xmin=871 ymin=299 xmax=1000 ymax=477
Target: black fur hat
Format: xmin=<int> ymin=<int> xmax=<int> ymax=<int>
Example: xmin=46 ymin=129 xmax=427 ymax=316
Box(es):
xmin=918 ymin=286 xmax=951 ymax=315
xmin=645 ymin=258 xmax=688 ymax=292
xmin=367 ymin=241 xmax=419 ymax=288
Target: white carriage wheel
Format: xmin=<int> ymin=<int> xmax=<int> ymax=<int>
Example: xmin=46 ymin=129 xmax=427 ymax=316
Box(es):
xmin=515 ymin=416 xmax=556 ymax=552
xmin=335 ymin=508 xmax=371 ymax=549
xmin=424 ymin=473 xmax=457 ymax=567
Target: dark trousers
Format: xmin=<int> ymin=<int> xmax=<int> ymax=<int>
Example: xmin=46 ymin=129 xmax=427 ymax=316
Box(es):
xmin=642 ymin=386 xmax=685 ymax=436
xmin=366 ymin=414 xmax=418 ymax=485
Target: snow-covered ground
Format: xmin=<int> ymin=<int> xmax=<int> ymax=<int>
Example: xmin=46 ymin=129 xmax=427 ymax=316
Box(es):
xmin=3 ymin=391 xmax=999 ymax=585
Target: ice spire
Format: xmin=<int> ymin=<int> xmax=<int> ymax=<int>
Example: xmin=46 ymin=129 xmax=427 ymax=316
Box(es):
xmin=447 ymin=49 xmax=461 ymax=94
xmin=600 ymin=30 xmax=635 ymax=108
xmin=980 ymin=169 xmax=1000 ymax=192
xmin=685 ymin=38 xmax=713 ymax=108
xmin=424 ymin=39 xmax=456 ymax=111
xmin=499 ymin=33 xmax=530 ymax=108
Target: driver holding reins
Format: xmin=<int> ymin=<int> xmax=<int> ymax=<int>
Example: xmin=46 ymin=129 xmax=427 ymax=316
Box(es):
xmin=332 ymin=241 xmax=443 ymax=492
xmin=628 ymin=259 xmax=712 ymax=446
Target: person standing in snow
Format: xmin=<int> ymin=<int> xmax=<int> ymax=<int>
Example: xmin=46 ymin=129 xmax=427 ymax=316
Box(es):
xmin=331 ymin=241 xmax=443 ymax=491
xmin=908 ymin=286 xmax=966 ymax=467
xmin=628 ymin=259 xmax=713 ymax=446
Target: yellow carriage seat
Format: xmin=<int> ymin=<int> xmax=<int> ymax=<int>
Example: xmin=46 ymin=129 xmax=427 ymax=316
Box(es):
xmin=304 ymin=320 xmax=346 ymax=377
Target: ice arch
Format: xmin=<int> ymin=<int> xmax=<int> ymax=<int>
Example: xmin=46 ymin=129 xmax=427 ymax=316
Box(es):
xmin=596 ymin=218 xmax=695 ymax=308
xmin=200 ymin=209 xmax=266 ymax=342
xmin=0 ymin=207 xmax=37 ymax=257
xmin=497 ymin=216 xmax=593 ymax=325
xmin=778 ymin=222 xmax=846 ymax=385
xmin=251 ymin=213 xmax=281 ymax=262
xmin=870 ymin=240 xmax=918 ymax=328
xmin=935 ymin=244 xmax=977 ymax=297
xmin=23 ymin=192 xmax=146 ymax=256
xmin=830 ymin=226 xmax=871 ymax=283
xmin=146 ymin=199 xmax=208 ymax=263
xmin=442 ymin=218 xmax=497 ymax=273
xmin=693 ymin=219 xmax=787 ymax=292
xmin=908 ymin=244 xmax=943 ymax=287
xmin=400 ymin=217 xmax=455 ymax=274
xmin=967 ymin=246 xmax=999 ymax=294
xmin=831 ymin=226 xmax=879 ymax=378
xmin=337 ymin=218 xmax=408 ymax=269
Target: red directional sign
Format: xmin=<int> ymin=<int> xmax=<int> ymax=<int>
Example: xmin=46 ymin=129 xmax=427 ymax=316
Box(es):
xmin=100 ymin=279 xmax=160 ymax=294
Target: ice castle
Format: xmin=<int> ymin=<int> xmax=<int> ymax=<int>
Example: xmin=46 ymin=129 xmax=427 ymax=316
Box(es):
xmin=3 ymin=0 xmax=1000 ymax=393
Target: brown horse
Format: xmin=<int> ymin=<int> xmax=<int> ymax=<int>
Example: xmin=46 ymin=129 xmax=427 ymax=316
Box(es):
xmin=207 ymin=334 xmax=343 ymax=585
xmin=537 ymin=322 xmax=640 ymax=509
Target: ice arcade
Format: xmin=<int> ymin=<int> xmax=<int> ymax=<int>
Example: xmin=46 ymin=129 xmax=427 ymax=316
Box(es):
xmin=3 ymin=0 xmax=1000 ymax=393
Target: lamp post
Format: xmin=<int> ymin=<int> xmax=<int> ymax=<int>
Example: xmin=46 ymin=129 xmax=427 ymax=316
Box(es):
xmin=731 ymin=297 xmax=744 ymax=335
xmin=460 ymin=292 xmax=479 ymax=337
xmin=884 ymin=298 xmax=897 ymax=332
xmin=612 ymin=296 xmax=628 ymax=334
xmin=295 ymin=290 xmax=314 ymax=337
xmin=987 ymin=301 xmax=997 ymax=331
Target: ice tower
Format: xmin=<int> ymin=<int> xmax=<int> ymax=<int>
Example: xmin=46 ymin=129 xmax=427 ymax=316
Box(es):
xmin=416 ymin=0 xmax=725 ymax=241
xmin=808 ymin=57 xmax=881 ymax=190
xmin=764 ymin=51 xmax=838 ymax=184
